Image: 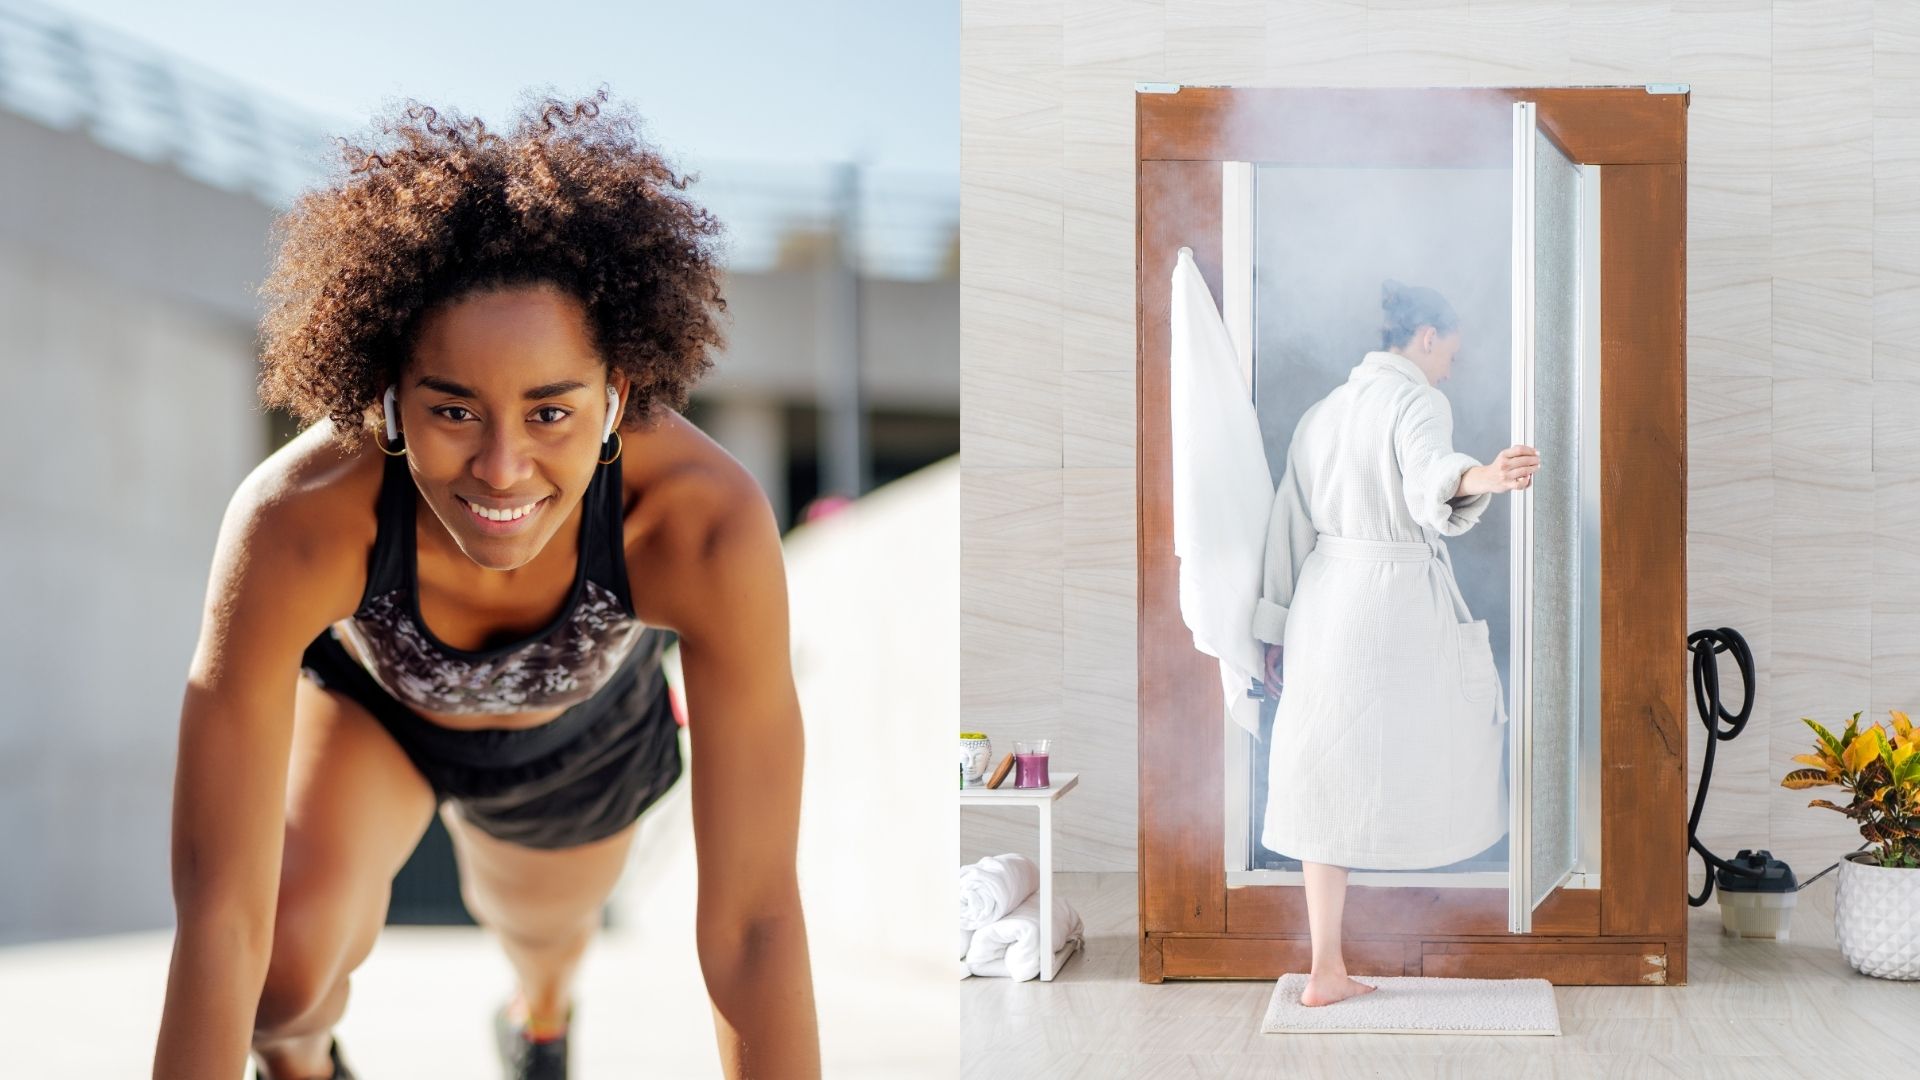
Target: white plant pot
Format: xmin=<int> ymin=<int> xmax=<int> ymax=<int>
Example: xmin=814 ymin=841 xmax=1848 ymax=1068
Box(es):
xmin=1832 ymin=850 xmax=1920 ymax=980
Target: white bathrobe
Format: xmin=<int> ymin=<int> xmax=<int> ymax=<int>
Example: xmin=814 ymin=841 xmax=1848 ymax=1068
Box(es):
xmin=1254 ymin=350 xmax=1509 ymax=870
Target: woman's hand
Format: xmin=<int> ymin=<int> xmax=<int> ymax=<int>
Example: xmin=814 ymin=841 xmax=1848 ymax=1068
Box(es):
xmin=1263 ymin=643 xmax=1284 ymax=698
xmin=1466 ymin=445 xmax=1539 ymax=495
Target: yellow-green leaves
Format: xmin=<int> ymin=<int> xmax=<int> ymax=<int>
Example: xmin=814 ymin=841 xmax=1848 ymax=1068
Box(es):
xmin=1788 ymin=710 xmax=1920 ymax=867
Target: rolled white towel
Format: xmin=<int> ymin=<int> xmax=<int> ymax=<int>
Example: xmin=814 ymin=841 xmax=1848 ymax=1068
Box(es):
xmin=959 ymin=853 xmax=1039 ymax=931
xmin=963 ymin=893 xmax=1083 ymax=981
xmin=958 ymin=925 xmax=977 ymax=960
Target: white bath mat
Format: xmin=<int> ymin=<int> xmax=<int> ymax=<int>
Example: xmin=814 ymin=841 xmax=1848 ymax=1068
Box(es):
xmin=1260 ymin=974 xmax=1560 ymax=1035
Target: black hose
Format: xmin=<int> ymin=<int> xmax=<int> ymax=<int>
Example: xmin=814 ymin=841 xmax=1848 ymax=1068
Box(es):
xmin=1687 ymin=626 xmax=1863 ymax=906
xmin=1686 ymin=627 xmax=1761 ymax=906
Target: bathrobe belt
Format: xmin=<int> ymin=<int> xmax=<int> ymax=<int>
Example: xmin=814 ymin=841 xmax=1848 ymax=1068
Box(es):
xmin=1312 ymin=533 xmax=1477 ymax=625
xmin=1313 ymin=534 xmax=1432 ymax=562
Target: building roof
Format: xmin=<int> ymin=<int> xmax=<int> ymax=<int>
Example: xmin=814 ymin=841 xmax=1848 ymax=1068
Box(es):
xmin=0 ymin=0 xmax=955 ymax=281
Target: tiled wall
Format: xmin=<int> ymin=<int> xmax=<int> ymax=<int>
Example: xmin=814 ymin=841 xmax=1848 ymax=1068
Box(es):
xmin=959 ymin=0 xmax=1918 ymax=886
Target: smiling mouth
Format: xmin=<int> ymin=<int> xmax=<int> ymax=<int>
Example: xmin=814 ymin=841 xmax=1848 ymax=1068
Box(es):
xmin=458 ymin=495 xmax=550 ymax=529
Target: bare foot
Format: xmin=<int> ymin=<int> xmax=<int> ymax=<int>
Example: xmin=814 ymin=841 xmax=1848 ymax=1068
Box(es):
xmin=1299 ymin=973 xmax=1377 ymax=1007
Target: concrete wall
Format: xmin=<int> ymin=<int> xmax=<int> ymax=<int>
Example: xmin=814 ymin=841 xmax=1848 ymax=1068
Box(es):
xmin=958 ymin=0 xmax=1917 ymax=886
xmin=0 ymin=103 xmax=274 ymax=945
xmin=709 ymin=271 xmax=959 ymax=411
xmin=736 ymin=457 xmax=958 ymax=974
xmin=0 ymin=239 xmax=263 ymax=942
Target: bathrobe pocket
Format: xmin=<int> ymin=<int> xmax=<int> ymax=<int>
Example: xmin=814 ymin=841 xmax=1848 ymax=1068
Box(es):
xmin=1457 ymin=618 xmax=1497 ymax=705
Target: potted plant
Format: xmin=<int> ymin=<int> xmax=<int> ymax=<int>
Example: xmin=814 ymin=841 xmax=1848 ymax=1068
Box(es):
xmin=1783 ymin=710 xmax=1920 ymax=980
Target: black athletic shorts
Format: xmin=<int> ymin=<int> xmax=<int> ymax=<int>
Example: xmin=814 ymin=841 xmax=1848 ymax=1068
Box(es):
xmin=298 ymin=625 xmax=684 ymax=850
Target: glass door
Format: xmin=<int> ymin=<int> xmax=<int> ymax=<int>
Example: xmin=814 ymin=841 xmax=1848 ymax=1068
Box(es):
xmin=1230 ymin=149 xmax=1517 ymax=887
xmin=1508 ymin=100 xmax=1594 ymax=931
xmin=1217 ymin=98 xmax=1600 ymax=911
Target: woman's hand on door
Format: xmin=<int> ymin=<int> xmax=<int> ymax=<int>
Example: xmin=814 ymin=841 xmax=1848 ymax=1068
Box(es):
xmin=1462 ymin=445 xmax=1539 ymax=496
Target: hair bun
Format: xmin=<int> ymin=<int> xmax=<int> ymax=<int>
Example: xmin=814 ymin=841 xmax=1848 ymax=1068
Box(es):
xmin=1376 ymin=278 xmax=1459 ymax=351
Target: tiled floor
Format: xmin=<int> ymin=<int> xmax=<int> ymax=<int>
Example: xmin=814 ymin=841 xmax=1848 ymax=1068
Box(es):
xmin=960 ymin=871 xmax=1910 ymax=1079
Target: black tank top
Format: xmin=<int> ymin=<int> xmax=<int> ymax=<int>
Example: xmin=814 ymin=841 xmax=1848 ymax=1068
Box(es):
xmin=334 ymin=449 xmax=648 ymax=715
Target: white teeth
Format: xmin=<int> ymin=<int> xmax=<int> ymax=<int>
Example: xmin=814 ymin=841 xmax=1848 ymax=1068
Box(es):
xmin=463 ymin=497 xmax=540 ymax=522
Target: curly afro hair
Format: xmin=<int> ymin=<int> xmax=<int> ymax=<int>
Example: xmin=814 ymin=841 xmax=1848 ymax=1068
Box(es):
xmin=257 ymin=86 xmax=728 ymax=447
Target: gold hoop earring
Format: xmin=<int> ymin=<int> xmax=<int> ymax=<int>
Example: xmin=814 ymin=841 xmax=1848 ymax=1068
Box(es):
xmin=378 ymin=429 xmax=407 ymax=456
xmin=598 ymin=430 xmax=623 ymax=465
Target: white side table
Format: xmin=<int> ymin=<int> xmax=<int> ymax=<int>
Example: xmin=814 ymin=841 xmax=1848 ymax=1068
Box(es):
xmin=958 ymin=770 xmax=1081 ymax=980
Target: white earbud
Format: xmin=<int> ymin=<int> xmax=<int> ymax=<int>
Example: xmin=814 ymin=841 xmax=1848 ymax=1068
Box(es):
xmin=603 ymin=385 xmax=621 ymax=442
xmin=383 ymin=385 xmax=400 ymax=442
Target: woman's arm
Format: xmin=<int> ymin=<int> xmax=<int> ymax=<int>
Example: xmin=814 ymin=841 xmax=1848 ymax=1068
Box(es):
xmin=153 ymin=474 xmax=347 ymax=1078
xmin=671 ymin=481 xmax=820 ymax=1080
xmin=1393 ymin=386 xmax=1493 ymax=536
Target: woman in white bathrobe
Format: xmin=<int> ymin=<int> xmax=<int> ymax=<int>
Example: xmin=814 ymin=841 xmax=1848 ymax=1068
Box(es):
xmin=1254 ymin=280 xmax=1539 ymax=1007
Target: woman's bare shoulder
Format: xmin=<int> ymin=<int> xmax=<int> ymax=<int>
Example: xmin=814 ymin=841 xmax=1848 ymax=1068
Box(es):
xmin=220 ymin=417 xmax=381 ymax=616
xmin=616 ymin=409 xmax=776 ymax=625
xmin=245 ymin=416 xmax=380 ymax=519
xmin=622 ymin=408 xmax=766 ymax=523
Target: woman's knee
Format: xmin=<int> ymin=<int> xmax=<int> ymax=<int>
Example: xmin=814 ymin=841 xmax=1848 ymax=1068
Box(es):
xmin=253 ymin=881 xmax=382 ymax=1034
xmin=254 ymin=934 xmax=339 ymax=1035
xmin=461 ymin=877 xmax=603 ymax=949
xmin=447 ymin=809 xmax=635 ymax=944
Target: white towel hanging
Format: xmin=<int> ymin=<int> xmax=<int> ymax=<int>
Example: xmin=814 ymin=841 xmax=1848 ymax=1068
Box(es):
xmin=1170 ymin=246 xmax=1274 ymax=741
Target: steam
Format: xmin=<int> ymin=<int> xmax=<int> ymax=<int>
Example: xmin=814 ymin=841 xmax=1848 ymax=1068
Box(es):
xmin=1218 ymin=92 xmax=1519 ymax=651
xmin=1200 ymin=90 xmax=1539 ymax=869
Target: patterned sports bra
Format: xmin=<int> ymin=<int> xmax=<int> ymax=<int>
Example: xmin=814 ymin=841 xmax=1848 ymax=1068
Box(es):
xmin=331 ymin=448 xmax=648 ymax=715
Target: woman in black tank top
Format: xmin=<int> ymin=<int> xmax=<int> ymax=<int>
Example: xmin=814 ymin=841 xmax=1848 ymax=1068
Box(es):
xmin=156 ymin=90 xmax=819 ymax=1080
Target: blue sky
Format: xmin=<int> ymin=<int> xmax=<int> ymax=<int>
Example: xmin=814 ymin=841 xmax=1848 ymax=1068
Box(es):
xmin=43 ymin=0 xmax=957 ymax=173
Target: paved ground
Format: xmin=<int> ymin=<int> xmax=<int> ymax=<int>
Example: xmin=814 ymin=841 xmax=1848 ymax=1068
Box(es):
xmin=0 ymin=742 xmax=956 ymax=1077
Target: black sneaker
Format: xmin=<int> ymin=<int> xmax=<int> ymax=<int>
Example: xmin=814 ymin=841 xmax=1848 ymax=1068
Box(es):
xmin=252 ymin=1037 xmax=356 ymax=1080
xmin=493 ymin=999 xmax=571 ymax=1080
xmin=326 ymin=1039 xmax=356 ymax=1080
